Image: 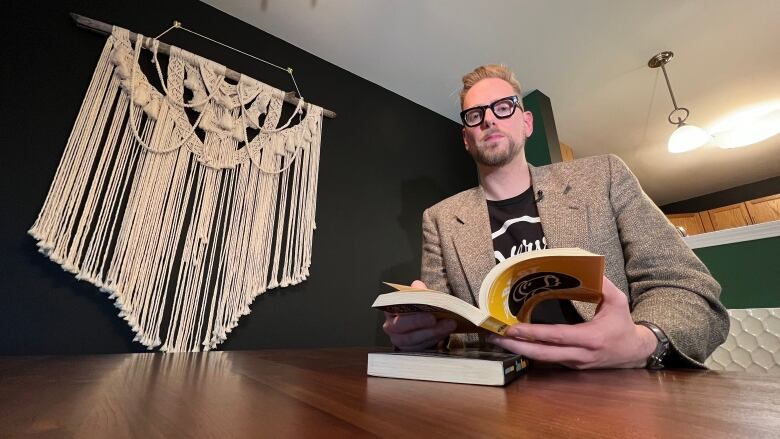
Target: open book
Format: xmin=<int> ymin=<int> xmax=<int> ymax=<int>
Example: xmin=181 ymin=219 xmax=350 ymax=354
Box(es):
xmin=372 ymin=248 xmax=604 ymax=335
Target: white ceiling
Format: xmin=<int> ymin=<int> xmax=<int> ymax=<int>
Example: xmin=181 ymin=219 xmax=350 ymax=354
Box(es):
xmin=203 ymin=0 xmax=780 ymax=205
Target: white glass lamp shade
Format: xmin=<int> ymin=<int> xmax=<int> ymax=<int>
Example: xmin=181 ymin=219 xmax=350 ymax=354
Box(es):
xmin=668 ymin=124 xmax=711 ymax=153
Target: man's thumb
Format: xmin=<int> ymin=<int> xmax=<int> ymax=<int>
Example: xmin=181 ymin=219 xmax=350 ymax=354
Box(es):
xmin=411 ymin=279 xmax=428 ymax=289
xmin=594 ymin=276 xmax=625 ymax=314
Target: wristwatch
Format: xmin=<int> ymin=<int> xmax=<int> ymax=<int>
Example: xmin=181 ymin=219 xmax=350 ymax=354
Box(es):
xmin=636 ymin=321 xmax=670 ymax=369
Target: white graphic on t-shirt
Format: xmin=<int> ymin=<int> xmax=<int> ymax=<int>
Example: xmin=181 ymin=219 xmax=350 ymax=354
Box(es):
xmin=494 ymin=236 xmax=548 ymax=262
xmin=491 ymin=215 xmax=541 ymax=239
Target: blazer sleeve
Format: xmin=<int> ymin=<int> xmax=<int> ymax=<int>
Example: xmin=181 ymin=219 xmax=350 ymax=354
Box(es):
xmin=420 ymin=207 xmax=452 ymax=295
xmin=607 ymin=154 xmax=729 ymax=367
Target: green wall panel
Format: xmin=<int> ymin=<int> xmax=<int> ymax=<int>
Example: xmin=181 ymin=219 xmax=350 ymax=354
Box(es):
xmin=694 ymin=236 xmax=780 ymax=309
xmin=523 ymin=90 xmax=560 ymax=166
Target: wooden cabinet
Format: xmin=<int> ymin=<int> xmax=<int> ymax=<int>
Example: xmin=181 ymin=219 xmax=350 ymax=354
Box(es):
xmin=665 ymin=193 xmax=780 ymax=235
xmin=700 ymin=211 xmax=714 ymax=232
xmin=560 ymin=142 xmax=575 ymax=162
xmin=666 ymin=212 xmax=708 ymax=236
xmin=745 ymin=194 xmax=780 ymax=224
xmin=706 ymin=203 xmax=753 ymax=231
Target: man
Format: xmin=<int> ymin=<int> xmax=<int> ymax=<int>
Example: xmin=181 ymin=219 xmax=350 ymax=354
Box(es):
xmin=382 ymin=64 xmax=728 ymax=369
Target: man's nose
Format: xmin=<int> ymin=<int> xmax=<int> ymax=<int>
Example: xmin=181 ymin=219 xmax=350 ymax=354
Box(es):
xmin=481 ymin=108 xmax=498 ymax=127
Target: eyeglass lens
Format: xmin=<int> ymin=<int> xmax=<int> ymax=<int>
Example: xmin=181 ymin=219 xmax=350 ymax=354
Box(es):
xmin=462 ymin=97 xmax=518 ymax=126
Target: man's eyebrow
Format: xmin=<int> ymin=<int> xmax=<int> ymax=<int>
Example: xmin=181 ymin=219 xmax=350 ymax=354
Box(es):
xmin=465 ymin=96 xmax=508 ymax=108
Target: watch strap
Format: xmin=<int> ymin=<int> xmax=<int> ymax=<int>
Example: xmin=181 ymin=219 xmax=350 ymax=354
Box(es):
xmin=636 ymin=321 xmax=670 ymax=369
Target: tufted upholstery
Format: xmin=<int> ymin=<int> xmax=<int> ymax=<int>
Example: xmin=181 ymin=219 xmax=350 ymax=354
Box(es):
xmin=705 ymin=308 xmax=780 ymax=374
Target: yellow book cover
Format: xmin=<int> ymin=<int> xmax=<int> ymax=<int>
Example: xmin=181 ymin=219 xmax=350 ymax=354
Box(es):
xmin=372 ymin=248 xmax=604 ymax=335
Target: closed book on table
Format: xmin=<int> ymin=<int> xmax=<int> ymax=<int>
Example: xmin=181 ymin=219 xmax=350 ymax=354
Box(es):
xmin=367 ymin=350 xmax=527 ymax=386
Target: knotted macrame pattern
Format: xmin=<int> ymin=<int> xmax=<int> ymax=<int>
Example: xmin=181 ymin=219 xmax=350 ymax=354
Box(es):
xmin=29 ymin=27 xmax=323 ymax=352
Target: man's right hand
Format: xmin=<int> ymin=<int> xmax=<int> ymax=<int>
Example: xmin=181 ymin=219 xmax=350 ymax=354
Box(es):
xmin=381 ymin=280 xmax=457 ymax=351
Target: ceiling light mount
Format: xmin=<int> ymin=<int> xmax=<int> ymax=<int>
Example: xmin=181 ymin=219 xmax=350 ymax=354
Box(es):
xmin=648 ymin=50 xmax=710 ymax=153
xmin=647 ymin=51 xmax=674 ymax=69
xmin=648 ymin=51 xmax=688 ymax=126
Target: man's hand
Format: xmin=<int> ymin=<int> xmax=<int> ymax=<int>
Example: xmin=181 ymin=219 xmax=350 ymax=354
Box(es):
xmin=487 ymin=276 xmax=658 ymax=369
xmin=382 ymin=280 xmax=457 ymax=351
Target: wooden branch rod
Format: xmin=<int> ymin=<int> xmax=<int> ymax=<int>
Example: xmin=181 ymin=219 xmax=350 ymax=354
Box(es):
xmin=70 ymin=13 xmax=337 ymax=119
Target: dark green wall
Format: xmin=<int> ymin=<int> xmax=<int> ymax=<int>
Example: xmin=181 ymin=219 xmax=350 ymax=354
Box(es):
xmin=523 ymin=90 xmax=560 ymax=166
xmin=694 ymin=236 xmax=780 ymax=309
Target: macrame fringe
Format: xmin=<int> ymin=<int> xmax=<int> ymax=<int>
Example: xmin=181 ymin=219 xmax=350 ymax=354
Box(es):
xmin=29 ymin=27 xmax=323 ymax=352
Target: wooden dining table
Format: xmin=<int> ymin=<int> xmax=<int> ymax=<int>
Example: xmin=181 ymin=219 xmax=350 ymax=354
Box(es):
xmin=1 ymin=347 xmax=778 ymax=438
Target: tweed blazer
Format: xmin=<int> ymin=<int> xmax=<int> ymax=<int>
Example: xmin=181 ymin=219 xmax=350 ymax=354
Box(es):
xmin=420 ymin=154 xmax=728 ymax=367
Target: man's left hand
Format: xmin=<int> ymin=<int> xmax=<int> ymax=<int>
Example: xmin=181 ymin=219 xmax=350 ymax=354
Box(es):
xmin=487 ymin=276 xmax=658 ymax=369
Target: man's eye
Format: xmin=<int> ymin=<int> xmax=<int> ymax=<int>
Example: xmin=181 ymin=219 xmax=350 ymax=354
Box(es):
xmin=494 ymin=102 xmax=512 ymax=113
xmin=465 ymin=110 xmax=482 ymax=124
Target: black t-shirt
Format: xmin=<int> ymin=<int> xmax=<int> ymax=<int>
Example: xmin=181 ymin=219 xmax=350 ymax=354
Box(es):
xmin=487 ymin=188 xmax=582 ymax=324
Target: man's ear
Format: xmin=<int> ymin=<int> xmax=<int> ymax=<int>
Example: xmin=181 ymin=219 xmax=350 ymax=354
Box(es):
xmin=462 ymin=127 xmax=469 ymax=151
xmin=523 ymin=111 xmax=534 ymax=137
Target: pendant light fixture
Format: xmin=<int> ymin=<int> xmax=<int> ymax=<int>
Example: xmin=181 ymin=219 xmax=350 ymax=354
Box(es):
xmin=648 ymin=51 xmax=711 ymax=153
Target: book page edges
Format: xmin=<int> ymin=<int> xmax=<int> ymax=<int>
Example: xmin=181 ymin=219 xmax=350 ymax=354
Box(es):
xmin=372 ymin=292 xmax=506 ymax=335
xmin=367 ymin=352 xmax=525 ymax=386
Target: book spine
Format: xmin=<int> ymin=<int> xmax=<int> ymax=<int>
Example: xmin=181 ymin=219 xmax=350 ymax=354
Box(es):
xmin=502 ymin=357 xmax=527 ymax=383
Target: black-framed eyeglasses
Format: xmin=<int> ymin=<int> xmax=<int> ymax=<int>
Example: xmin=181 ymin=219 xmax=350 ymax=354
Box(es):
xmin=460 ymin=95 xmax=522 ymax=127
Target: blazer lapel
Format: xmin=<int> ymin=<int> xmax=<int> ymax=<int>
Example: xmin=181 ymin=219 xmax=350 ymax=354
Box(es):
xmin=529 ymin=164 xmax=590 ymax=250
xmin=530 ymin=165 xmax=598 ymax=320
xmin=451 ymin=187 xmax=496 ymax=307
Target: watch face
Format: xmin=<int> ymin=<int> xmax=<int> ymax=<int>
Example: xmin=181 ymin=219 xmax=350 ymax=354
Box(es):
xmin=647 ymin=356 xmax=664 ymax=369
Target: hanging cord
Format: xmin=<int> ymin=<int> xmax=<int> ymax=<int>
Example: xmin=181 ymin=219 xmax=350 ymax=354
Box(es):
xmin=127 ymin=34 xmax=209 ymax=153
xmin=153 ymin=20 xmax=306 ymax=168
xmin=154 ymin=22 xmax=305 ymax=132
xmin=154 ymin=22 xmax=303 ymax=99
xmin=238 ymin=81 xmax=304 ymax=175
xmin=151 ymin=39 xmax=223 ymax=108
xmin=127 ymin=24 xmax=307 ymax=165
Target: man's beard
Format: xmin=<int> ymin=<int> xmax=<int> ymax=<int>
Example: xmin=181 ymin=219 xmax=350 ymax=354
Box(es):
xmin=469 ymin=131 xmax=524 ymax=167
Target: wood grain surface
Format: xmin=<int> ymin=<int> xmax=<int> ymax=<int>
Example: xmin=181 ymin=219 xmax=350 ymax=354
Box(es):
xmin=1 ymin=348 xmax=778 ymax=438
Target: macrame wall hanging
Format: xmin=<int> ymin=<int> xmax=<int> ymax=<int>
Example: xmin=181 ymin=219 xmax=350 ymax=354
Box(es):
xmin=30 ymin=17 xmax=332 ymax=352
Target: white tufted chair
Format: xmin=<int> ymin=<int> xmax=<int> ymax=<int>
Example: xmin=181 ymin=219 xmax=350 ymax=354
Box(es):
xmin=705 ymin=308 xmax=780 ymax=374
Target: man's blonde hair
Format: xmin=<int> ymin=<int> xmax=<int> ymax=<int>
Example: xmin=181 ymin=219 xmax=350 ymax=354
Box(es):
xmin=460 ymin=64 xmax=523 ymax=109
